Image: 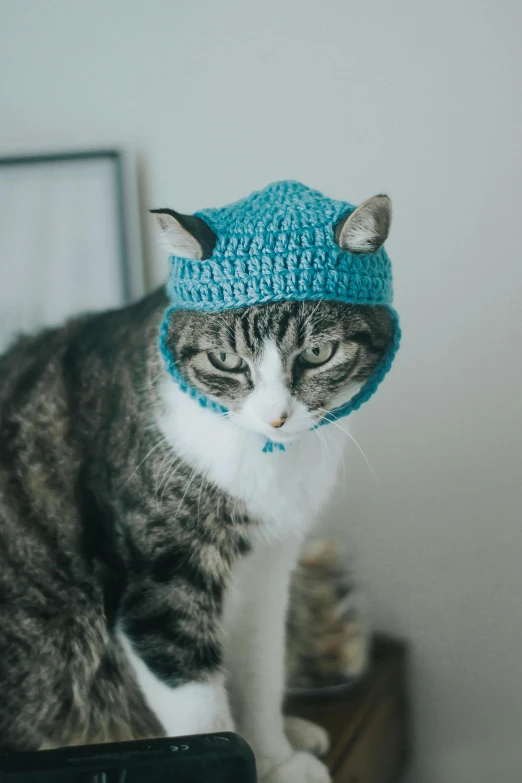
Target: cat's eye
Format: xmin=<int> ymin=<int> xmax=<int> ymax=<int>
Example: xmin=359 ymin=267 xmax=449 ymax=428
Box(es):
xmin=298 ymin=341 xmax=337 ymax=367
xmin=208 ymin=351 xmax=247 ymax=372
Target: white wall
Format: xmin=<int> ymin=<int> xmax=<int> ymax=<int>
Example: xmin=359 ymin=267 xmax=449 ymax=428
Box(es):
xmin=1 ymin=2 xmax=521 ymax=780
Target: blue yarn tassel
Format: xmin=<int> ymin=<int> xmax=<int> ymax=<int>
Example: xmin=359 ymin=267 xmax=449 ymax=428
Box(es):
xmin=262 ymin=441 xmax=286 ymax=454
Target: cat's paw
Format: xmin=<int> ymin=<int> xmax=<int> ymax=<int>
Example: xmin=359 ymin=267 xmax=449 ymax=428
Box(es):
xmin=284 ymin=716 xmax=330 ymax=756
xmin=261 ymin=751 xmax=331 ymax=783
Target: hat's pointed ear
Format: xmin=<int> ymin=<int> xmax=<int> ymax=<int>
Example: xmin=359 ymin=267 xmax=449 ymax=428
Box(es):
xmin=150 ymin=208 xmax=217 ymax=260
xmin=335 ymin=195 xmax=391 ymax=253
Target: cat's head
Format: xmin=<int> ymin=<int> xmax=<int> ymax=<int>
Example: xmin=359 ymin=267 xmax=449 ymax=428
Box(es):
xmin=154 ymin=194 xmax=394 ymax=445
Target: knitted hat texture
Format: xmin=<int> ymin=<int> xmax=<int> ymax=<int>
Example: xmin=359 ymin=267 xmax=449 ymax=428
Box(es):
xmin=167 ymin=180 xmax=393 ymax=311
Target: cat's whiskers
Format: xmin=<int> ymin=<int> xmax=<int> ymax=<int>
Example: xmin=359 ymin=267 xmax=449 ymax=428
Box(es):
xmin=317 ymin=408 xmax=379 ymax=483
xmin=222 ymin=411 xmax=252 ymax=436
xmin=321 ymin=423 xmax=347 ymax=487
xmin=155 ymin=454 xmax=183 ymax=508
xmin=171 ymin=462 xmax=202 ymax=524
xmin=159 ymin=455 xmax=188 ymax=506
xmin=148 ymin=369 xmax=166 ymax=386
xmin=213 ymin=410 xmax=246 ymax=433
xmin=299 ymin=299 xmax=329 ymax=342
xmin=133 ymin=368 xmax=165 ymax=396
xmin=196 ymin=466 xmax=215 ymax=524
xmin=154 ymin=446 xmax=176 ymax=497
xmin=203 ymin=310 xmax=239 ymax=346
xmin=120 ymin=436 xmax=168 ymax=489
xmin=301 ymin=299 xmax=323 ymax=330
xmin=312 ymin=424 xmax=328 ymax=463
xmin=314 ymin=423 xmax=333 ymax=468
xmin=206 ymin=476 xmax=222 ymax=511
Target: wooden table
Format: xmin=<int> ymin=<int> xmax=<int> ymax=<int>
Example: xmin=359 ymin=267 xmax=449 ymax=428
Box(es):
xmin=285 ymin=636 xmax=410 ymax=783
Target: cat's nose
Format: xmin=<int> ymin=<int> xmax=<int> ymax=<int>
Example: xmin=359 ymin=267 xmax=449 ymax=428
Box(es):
xmin=269 ymin=414 xmax=288 ymax=429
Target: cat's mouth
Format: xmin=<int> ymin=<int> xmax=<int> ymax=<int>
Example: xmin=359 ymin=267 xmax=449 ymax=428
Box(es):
xmin=228 ymin=411 xmax=315 ymax=443
xmin=261 ymin=411 xmax=328 ymax=442
xmin=258 ymin=416 xmax=326 ymax=444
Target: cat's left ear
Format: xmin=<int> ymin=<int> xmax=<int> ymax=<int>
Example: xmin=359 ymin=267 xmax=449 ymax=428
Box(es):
xmin=150 ymin=208 xmax=217 ymax=260
xmin=334 ymin=195 xmax=391 ymax=253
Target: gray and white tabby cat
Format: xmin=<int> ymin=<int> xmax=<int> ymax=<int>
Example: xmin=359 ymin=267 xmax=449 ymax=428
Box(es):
xmin=0 ymin=195 xmax=393 ymax=783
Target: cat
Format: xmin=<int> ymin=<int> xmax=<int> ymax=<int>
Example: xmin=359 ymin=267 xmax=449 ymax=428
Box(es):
xmin=0 ymin=190 xmax=394 ymax=783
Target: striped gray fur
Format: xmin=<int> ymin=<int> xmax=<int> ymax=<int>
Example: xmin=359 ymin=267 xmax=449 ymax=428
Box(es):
xmin=165 ymin=300 xmax=392 ymax=412
xmin=0 ymin=287 xmax=392 ymax=751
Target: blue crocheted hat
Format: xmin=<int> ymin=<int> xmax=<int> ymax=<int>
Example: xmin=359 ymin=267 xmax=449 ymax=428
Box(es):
xmin=159 ymin=181 xmax=400 ymax=446
xmin=166 ymin=180 xmax=394 ymax=310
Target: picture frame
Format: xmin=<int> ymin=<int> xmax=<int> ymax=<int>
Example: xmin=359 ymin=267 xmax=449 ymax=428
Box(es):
xmin=0 ymin=147 xmax=145 ymax=352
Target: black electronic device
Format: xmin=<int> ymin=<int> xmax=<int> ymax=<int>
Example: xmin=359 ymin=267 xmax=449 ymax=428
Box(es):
xmin=0 ymin=733 xmax=256 ymax=783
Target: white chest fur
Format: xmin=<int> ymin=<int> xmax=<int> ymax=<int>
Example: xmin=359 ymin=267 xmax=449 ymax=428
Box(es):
xmin=158 ymin=380 xmax=345 ymax=541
